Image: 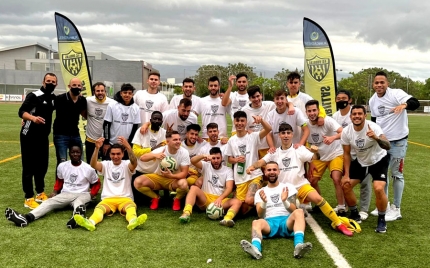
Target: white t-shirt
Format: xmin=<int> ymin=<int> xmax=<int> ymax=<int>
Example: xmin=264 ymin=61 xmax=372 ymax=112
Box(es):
xmin=225 ymin=132 xmax=263 ymax=184
xmin=262 ymin=145 xmax=313 ymax=189
xmin=228 ymin=91 xmax=249 ymax=133
xmin=57 ymin=161 xmax=99 ymax=194
xmin=200 ymin=161 xmax=234 ymax=196
xmin=133 ymin=90 xmax=168 ymax=124
xmin=369 ymin=88 xmax=412 ymax=141
xmin=169 ymin=95 xmax=201 ymax=115
xmin=287 ymin=92 xmax=313 ymax=115
xmin=199 ymin=141 xmax=228 ymax=166
xmin=182 ymin=140 xmax=207 ymax=171
xmin=162 ymin=109 xmax=198 ymax=141
xmin=151 ymin=145 xmax=190 ymax=175
xmin=242 ymin=101 xmax=275 ymax=149
xmin=332 ymin=106 xmax=352 ymax=128
xmin=132 ymin=128 xmax=166 ymax=173
xmin=341 ymin=120 xmax=387 ymax=167
xmin=99 ymin=160 xmax=135 ymax=200
xmin=198 ymin=96 xmax=228 ymax=139
xmin=104 ymin=101 xmax=141 ymax=144
xmin=254 ymin=183 xmax=297 ymax=219
xmin=267 ymin=108 xmax=307 ymax=147
xmin=307 ymin=116 xmax=343 ymax=161
xmin=86 ymin=96 xmax=114 ymax=141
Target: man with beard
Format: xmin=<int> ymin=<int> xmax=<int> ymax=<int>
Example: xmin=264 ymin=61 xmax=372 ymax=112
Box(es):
xmin=341 ymin=105 xmax=391 ymax=233
xmin=133 ymin=71 xmax=168 ymax=124
xmin=85 ymin=82 xmax=114 ymax=163
xmin=305 ymin=100 xmax=346 ymax=215
xmin=198 ymin=123 xmax=228 ymax=165
xmin=179 ymin=147 xmax=242 ymax=227
xmin=103 ymin=83 xmax=141 ymax=160
xmin=182 ymin=124 xmax=207 ymax=187
xmin=240 ymin=161 xmax=312 ymax=260
xmin=74 ymin=136 xmax=147 ymax=231
xmin=162 ymin=98 xmax=198 ymax=140
xmin=222 ymin=73 xmax=250 ymax=135
xmin=134 ymin=131 xmax=190 ymax=211
xmin=267 ymin=90 xmax=308 ymax=149
xmin=169 ymin=78 xmax=201 ymax=115
xmin=53 ymin=77 xmax=87 ymax=186
xmin=18 ymin=73 xmax=57 ymax=209
xmin=198 ymin=76 xmax=229 ymax=140
xmin=333 ymin=90 xmax=371 ymax=221
xmin=247 ymin=123 xmax=353 ymax=237
xmin=5 ymin=144 xmax=101 ymax=228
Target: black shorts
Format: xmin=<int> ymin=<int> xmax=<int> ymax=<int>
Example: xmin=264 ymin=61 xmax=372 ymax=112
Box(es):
xmin=349 ymin=154 xmax=389 ymax=182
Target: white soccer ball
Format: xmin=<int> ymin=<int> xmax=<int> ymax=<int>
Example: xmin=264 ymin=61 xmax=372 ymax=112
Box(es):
xmin=160 ymin=156 xmax=177 ymax=172
xmin=206 ymin=202 xmax=223 ymax=220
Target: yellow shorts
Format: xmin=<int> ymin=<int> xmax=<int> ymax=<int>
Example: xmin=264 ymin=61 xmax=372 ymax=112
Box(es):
xmin=187 ymin=174 xmax=199 ymax=186
xmin=203 ymin=193 xmax=230 ymax=208
xmin=98 ymin=197 xmax=135 ymax=216
xmin=236 ymin=177 xmax=263 ymax=201
xmin=312 ymin=155 xmax=343 ymax=178
xmin=258 ymin=148 xmax=269 ymax=159
xmin=297 ymin=184 xmax=316 ymax=204
xmin=145 ymin=173 xmax=176 ymax=191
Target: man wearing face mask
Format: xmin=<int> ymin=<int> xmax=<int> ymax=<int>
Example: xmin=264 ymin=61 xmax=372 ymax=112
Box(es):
xmin=18 ymin=73 xmax=57 ymax=209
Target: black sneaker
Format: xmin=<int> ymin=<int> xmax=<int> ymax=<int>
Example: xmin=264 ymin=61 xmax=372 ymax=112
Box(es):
xmin=375 ymin=217 xmax=387 ymax=233
xmin=67 ymin=205 xmax=86 ymax=229
xmin=348 ymin=210 xmax=362 ymax=224
xmin=5 ymin=208 xmax=28 ymax=227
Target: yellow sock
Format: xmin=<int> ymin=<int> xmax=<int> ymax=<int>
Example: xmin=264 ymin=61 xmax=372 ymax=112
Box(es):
xmin=137 ymin=186 xmax=158 ymax=199
xmin=125 ymin=206 xmax=137 ymax=222
xmin=175 ymin=187 xmax=189 ymax=199
xmin=223 ymin=209 xmax=236 ymax=221
xmin=183 ymin=204 xmax=193 ymax=215
xmin=317 ymin=198 xmax=341 ymax=226
xmin=89 ymin=206 xmax=105 ymax=225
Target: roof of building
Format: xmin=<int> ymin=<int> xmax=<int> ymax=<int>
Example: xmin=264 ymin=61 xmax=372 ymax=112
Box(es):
xmin=0 ymin=43 xmax=57 ymax=53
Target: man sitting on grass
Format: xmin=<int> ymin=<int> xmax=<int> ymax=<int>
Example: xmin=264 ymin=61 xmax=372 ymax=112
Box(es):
xmin=5 ymin=143 xmax=100 ymax=228
xmin=240 ymin=161 xmax=312 ymax=259
xmin=74 ymin=137 xmax=147 ymax=231
xmin=179 ymin=147 xmax=242 ymax=227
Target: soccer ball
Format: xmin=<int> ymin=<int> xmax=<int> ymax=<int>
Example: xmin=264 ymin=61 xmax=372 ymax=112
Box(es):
xmin=160 ymin=156 xmax=177 ymax=172
xmin=206 ymin=202 xmax=223 ymax=220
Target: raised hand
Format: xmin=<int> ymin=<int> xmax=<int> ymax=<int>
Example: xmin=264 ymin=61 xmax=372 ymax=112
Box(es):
xmin=228 ymin=75 xmax=236 ymax=87
xmin=281 ymin=187 xmax=289 ymax=202
xmin=252 ymin=115 xmax=263 ymax=125
xmin=167 ymin=123 xmax=175 ymax=132
xmin=366 ymin=124 xmax=377 ymax=140
xmin=259 ymin=189 xmax=267 ymax=203
xmin=95 ymin=137 xmax=105 ymax=149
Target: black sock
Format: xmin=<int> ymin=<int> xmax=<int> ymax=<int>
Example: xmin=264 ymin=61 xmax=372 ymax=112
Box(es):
xmin=25 ymin=213 xmax=35 ymax=223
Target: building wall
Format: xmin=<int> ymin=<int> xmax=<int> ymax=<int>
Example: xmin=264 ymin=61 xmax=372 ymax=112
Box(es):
xmin=0 ymin=46 xmax=51 ymax=69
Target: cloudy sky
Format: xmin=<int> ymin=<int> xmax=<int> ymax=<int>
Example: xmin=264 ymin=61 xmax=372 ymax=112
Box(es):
xmin=1 ymin=0 xmax=430 ymax=81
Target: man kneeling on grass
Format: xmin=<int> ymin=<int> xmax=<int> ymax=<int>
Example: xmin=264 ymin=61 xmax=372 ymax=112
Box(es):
xmin=74 ymin=137 xmax=147 ymax=231
xmin=179 ymin=147 xmax=242 ymax=226
xmin=240 ymin=161 xmax=312 ymax=259
xmin=5 ymin=143 xmax=100 ymax=228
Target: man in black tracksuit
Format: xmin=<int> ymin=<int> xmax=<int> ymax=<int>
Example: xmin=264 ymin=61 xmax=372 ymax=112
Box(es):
xmin=18 ymin=73 xmax=57 ymax=209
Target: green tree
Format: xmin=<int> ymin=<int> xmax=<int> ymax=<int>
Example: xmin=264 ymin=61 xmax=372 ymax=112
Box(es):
xmin=251 ymin=77 xmax=281 ymax=101
xmin=274 ymin=68 xmax=304 ymax=91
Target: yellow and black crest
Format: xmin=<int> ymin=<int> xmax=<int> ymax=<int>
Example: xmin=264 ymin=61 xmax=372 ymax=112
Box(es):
xmin=306 ymin=55 xmax=330 ymax=82
xmin=61 ymin=50 xmax=83 ymax=76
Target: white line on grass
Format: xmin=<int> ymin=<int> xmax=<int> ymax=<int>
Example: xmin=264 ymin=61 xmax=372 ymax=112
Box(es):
xmin=306 ymin=214 xmax=352 ymax=268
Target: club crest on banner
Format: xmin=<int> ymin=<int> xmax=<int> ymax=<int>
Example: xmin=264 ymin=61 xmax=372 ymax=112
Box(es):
xmin=311 ymin=133 xmax=320 ymax=143
xmin=121 ymin=113 xmax=129 ymax=122
xmin=270 ymin=194 xmax=280 ymax=203
xmin=62 ymin=50 xmax=83 ymax=76
xmin=378 ymin=105 xmax=386 ymax=115
xmin=239 ymin=99 xmax=247 ymax=108
xmin=112 ymin=172 xmax=120 ymax=181
xmin=282 ymin=157 xmax=291 ymax=167
xmin=146 ymin=100 xmax=154 ymax=109
xmin=306 ymin=55 xmax=330 ymax=82
xmin=69 ymin=173 xmax=77 ymax=183
xmin=211 ymin=104 xmax=219 ymax=114
xmin=95 ymin=108 xmax=103 ymax=117
xmin=238 ymin=144 xmax=247 ymax=155
xmin=211 ymin=175 xmax=219 ymax=185
xmin=355 ymin=138 xmax=365 ymax=149
xmin=150 ymin=139 xmax=157 ymax=148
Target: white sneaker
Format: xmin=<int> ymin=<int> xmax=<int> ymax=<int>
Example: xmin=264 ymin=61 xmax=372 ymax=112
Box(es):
xmin=385 ymin=204 xmax=401 ymax=221
xmin=359 ymin=211 xmax=369 ymax=221
xmin=370 ymin=202 xmax=390 ymax=216
xmin=333 ymin=205 xmax=348 ymax=215
xmin=303 ymin=202 xmax=313 ymax=211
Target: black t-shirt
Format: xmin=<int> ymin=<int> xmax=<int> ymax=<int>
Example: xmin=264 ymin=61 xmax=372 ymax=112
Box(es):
xmin=53 ymin=92 xmax=87 ymax=136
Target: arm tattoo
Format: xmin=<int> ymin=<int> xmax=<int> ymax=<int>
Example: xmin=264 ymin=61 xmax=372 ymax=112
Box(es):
xmin=247 ymin=183 xmax=258 ymax=198
xmin=376 ymin=138 xmax=391 ymax=150
xmin=287 ymin=194 xmax=296 ymax=205
xmin=252 ymin=228 xmax=262 ymax=240
xmin=127 ymin=148 xmax=137 ymax=166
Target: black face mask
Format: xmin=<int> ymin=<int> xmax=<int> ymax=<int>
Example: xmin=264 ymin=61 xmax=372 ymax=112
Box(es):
xmin=44 ymin=83 xmax=56 ymax=94
xmin=336 ymin=100 xmax=349 ymax=110
xmin=70 ymin=87 xmax=81 ymax=96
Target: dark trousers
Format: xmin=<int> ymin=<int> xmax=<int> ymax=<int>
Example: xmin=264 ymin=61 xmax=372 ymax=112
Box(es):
xmin=85 ymin=140 xmax=97 ymax=164
xmin=20 ymin=134 xmax=49 ymax=199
